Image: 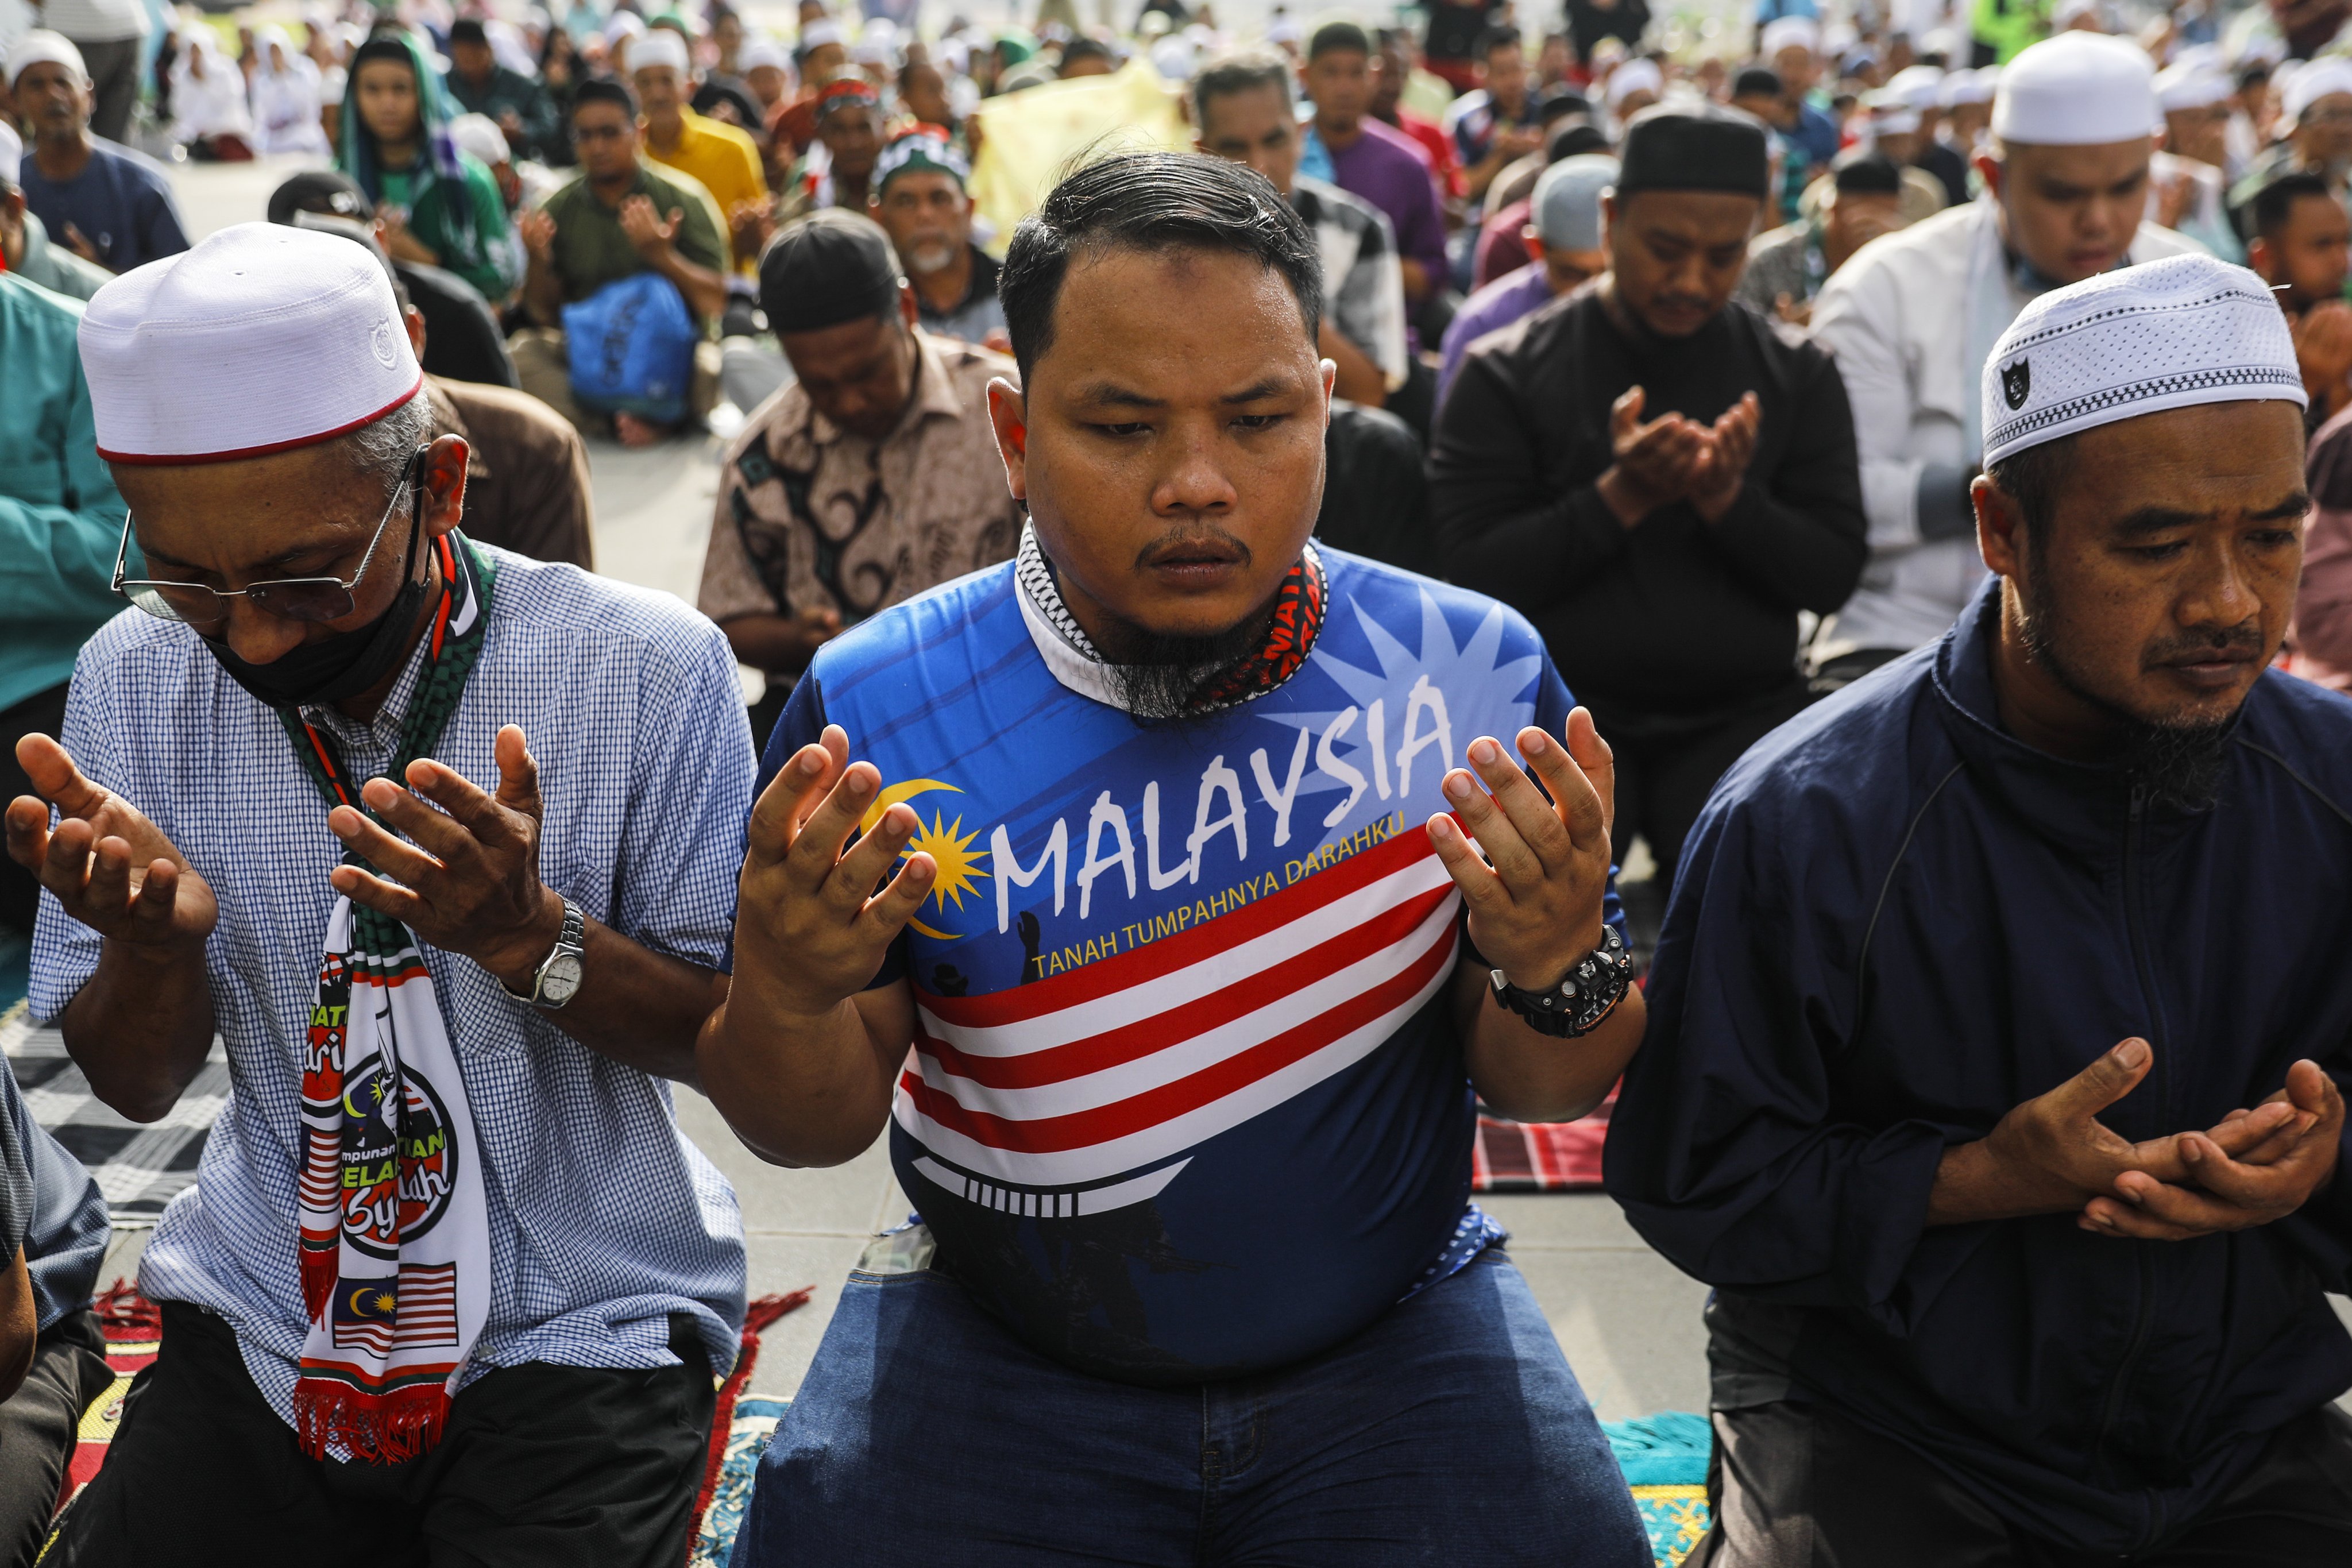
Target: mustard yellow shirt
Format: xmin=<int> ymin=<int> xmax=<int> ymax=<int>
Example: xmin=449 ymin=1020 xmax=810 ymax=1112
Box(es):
xmin=643 ymin=108 xmax=768 ymax=275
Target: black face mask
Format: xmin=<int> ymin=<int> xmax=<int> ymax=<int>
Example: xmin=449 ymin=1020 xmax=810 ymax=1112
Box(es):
xmin=202 ymin=515 xmax=432 ymax=710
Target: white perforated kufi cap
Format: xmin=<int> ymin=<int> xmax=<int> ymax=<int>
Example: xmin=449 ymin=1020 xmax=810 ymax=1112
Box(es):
xmin=1981 ymin=253 xmax=2304 ymax=467
xmin=79 ymin=222 xmax=422 ymax=465
xmin=1992 ymin=32 xmax=2157 ymax=145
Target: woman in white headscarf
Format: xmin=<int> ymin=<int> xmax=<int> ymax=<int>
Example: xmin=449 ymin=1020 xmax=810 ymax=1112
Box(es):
xmin=169 ymin=25 xmax=256 ymax=159
xmin=250 ymin=24 xmax=331 ymax=156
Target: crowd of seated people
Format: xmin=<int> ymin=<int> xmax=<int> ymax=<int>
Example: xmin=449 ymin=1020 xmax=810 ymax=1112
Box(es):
xmin=9 ymin=2 xmax=2352 ymax=1563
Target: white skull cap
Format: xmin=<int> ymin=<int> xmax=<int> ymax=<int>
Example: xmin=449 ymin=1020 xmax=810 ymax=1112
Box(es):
xmin=79 ymin=222 xmax=421 ymax=465
xmin=1982 ymin=252 xmax=2304 ymax=468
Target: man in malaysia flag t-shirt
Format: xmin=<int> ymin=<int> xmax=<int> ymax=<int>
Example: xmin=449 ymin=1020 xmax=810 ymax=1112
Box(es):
xmin=706 ymin=152 xmax=1654 ymax=1566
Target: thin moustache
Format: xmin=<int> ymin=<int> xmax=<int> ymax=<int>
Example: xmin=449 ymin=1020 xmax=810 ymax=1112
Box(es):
xmin=2148 ymin=638 xmax=2264 ymax=667
xmin=1138 ymin=531 xmax=1249 ymax=569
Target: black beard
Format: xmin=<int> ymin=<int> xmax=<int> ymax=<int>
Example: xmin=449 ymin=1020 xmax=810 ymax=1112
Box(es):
xmin=2015 ymin=590 xmax=2238 ymax=812
xmin=1095 ymin=604 xmax=1276 ymax=725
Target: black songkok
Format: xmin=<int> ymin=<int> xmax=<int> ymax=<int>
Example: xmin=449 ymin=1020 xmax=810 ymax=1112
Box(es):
xmin=1615 ymin=104 xmax=1770 ymax=200
xmin=759 ymin=210 xmax=905 ymax=335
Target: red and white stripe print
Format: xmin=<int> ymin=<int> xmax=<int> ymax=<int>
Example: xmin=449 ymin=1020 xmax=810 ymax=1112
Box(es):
xmin=393 ymin=1262 xmax=460 ymax=1348
xmin=894 ymin=825 xmax=1459 ymax=1200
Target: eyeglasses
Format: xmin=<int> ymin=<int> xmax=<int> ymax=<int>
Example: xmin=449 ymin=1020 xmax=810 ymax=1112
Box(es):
xmin=112 ymin=452 xmax=423 ymax=626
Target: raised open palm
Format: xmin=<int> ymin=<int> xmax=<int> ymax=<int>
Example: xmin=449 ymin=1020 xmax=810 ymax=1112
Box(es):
xmin=4 ymin=734 xmax=218 ymax=949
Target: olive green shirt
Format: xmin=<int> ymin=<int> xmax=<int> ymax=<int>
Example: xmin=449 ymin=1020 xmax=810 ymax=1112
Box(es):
xmin=539 ymin=162 xmax=729 ymax=326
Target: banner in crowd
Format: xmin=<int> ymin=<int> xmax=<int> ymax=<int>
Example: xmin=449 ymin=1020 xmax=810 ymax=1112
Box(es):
xmin=968 ymin=60 xmax=1191 ymax=250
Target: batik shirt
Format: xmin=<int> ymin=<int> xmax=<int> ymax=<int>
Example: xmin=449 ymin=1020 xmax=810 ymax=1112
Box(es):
xmin=763 ymin=530 xmax=1620 ymax=1384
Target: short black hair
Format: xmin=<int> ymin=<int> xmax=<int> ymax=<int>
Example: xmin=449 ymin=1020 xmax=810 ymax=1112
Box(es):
xmin=1830 ymin=147 xmax=1903 ymax=196
xmin=1732 ymin=66 xmax=1783 ymax=99
xmin=573 ymin=76 xmax=639 ymax=119
xmin=1192 ymin=50 xmax=1292 ymax=125
xmin=1546 ymin=118 xmax=1610 ymax=162
xmin=1534 ymin=86 xmax=1590 ymax=124
xmin=999 ymin=152 xmax=1321 ymax=384
xmin=1986 ymin=432 xmax=2077 ymax=548
xmin=1060 ymin=37 xmax=1114 ymax=67
xmin=2253 ymin=170 xmax=2336 ymax=241
xmin=448 ymin=18 xmax=487 ymax=48
xmin=1477 ymin=26 xmax=1522 ymax=59
xmin=1307 ymin=21 xmax=1370 ymax=61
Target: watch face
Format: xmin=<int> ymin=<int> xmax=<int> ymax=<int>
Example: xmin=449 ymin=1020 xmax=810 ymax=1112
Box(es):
xmin=540 ymin=951 xmax=585 ymax=1006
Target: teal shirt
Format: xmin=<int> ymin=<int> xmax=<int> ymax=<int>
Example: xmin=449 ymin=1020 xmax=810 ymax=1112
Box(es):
xmin=0 ymin=273 xmax=131 ymax=713
xmin=380 ymin=153 xmax=523 ymax=303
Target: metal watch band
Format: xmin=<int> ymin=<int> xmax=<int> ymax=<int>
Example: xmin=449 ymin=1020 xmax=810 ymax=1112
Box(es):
xmin=1489 ymin=925 xmax=1633 ymax=1038
xmin=503 ymin=897 xmax=585 ymax=1007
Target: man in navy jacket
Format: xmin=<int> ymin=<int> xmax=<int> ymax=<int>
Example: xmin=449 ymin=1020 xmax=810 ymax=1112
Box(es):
xmin=1610 ymin=253 xmax=2352 ymax=1563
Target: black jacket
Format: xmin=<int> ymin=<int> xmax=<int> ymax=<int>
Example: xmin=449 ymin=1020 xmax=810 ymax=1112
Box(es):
xmin=1316 ymin=400 xmax=1431 ymax=577
xmin=1607 ymin=581 xmax=2352 ymax=1554
xmin=1430 ymin=289 xmax=1865 ymax=720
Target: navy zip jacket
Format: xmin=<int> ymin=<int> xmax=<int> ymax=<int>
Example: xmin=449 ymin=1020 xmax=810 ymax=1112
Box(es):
xmin=1606 ymin=580 xmax=2352 ymax=1554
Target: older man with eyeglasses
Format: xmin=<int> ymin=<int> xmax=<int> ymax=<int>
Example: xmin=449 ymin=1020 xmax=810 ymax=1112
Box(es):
xmin=5 ymin=223 xmax=752 ymax=1566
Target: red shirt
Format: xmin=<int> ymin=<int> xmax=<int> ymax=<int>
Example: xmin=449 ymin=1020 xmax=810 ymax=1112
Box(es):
xmin=1384 ymin=109 xmax=1465 ymax=201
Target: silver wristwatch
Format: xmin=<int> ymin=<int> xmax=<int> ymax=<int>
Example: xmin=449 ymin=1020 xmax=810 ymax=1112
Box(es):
xmin=503 ymin=897 xmax=586 ymax=1010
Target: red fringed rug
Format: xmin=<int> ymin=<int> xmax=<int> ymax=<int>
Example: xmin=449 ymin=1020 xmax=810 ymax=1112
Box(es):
xmin=1470 ymin=1089 xmax=1616 ymax=1192
xmin=685 ymin=1289 xmax=810 ymax=1559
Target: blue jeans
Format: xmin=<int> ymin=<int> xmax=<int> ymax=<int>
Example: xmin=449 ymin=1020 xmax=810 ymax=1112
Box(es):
xmin=736 ymin=1246 xmax=1651 ymax=1566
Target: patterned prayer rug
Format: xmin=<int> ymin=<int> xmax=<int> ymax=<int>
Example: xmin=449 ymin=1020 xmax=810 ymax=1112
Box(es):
xmin=692 ymin=1395 xmax=790 ymax=1567
xmin=1469 ymin=1090 xmax=1615 ymax=1192
xmin=687 ymin=1406 xmax=1716 ymax=1566
xmin=1 ymin=1000 xmax=226 ymax=1226
xmin=63 ymin=1282 xmax=160 ymax=1501
xmin=1605 ymin=1411 xmax=1714 ymax=1566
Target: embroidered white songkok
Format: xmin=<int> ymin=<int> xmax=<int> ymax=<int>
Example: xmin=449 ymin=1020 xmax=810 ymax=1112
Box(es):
xmin=1981 ymin=253 xmax=2305 ymax=466
xmin=79 ymin=222 xmax=422 ymax=465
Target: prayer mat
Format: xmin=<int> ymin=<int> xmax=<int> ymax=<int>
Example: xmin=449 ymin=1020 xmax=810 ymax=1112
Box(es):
xmin=691 ymin=1395 xmax=790 ymax=1567
xmin=1604 ymin=1411 xmax=1713 ymax=1567
xmin=688 ymin=1291 xmax=810 ymax=1564
xmin=63 ymin=1281 xmax=162 ymax=1502
xmin=60 ymin=1280 xmax=820 ymax=1537
xmin=1470 ymin=1089 xmax=1616 ymax=1192
xmin=1 ymin=1000 xmax=227 ymax=1227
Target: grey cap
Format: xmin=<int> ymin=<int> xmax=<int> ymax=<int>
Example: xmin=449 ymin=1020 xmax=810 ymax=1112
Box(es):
xmin=1532 ymin=155 xmax=1619 ymax=252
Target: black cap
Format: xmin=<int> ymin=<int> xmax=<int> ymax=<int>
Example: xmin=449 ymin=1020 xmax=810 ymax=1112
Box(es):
xmin=289 ymin=211 xmax=410 ymax=311
xmin=759 ymin=210 xmax=905 ymax=335
xmin=1830 ymin=148 xmax=1903 ymax=197
xmin=1615 ymin=103 xmax=1769 ymax=200
xmin=1732 ymin=66 xmax=1783 ymax=99
xmin=449 ymin=18 xmax=487 ymax=47
xmin=268 ymin=169 xmax=374 ymax=226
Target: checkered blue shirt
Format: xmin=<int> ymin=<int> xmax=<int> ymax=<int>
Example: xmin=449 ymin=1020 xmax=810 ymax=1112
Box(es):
xmin=30 ymin=545 xmax=752 ymax=1426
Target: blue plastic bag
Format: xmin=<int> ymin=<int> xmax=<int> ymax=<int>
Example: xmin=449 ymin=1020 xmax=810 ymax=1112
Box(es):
xmin=562 ymin=272 xmax=697 ymax=424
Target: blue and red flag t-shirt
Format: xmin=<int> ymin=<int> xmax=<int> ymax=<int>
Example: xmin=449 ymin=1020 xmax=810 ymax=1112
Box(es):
xmin=758 ymin=531 xmax=1618 ymax=1384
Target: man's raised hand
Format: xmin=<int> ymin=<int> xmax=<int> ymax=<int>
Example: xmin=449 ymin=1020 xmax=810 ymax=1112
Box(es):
xmin=1930 ymin=1037 xmax=2317 ymax=1226
xmin=324 ymin=724 xmax=563 ymax=987
xmin=5 ymin=735 xmax=217 ymax=951
xmin=735 ymin=724 xmax=934 ymax=1020
xmin=2083 ymin=1060 xmax=2345 ymax=1241
xmin=1426 ymin=709 xmax=1615 ymax=993
xmin=1688 ymin=392 xmax=1760 ymax=522
xmin=1598 ymin=386 xmax=1703 ymax=527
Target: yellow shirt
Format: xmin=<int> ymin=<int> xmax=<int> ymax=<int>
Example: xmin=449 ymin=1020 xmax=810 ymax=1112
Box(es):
xmin=643 ymin=109 xmax=768 ymax=275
